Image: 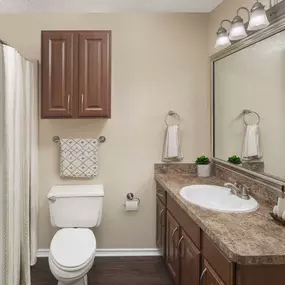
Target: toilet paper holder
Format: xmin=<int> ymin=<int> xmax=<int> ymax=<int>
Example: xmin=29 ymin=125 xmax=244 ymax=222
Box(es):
xmin=124 ymin=193 xmax=140 ymax=207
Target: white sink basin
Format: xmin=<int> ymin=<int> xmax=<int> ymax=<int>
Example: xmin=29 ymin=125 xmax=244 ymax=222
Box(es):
xmin=179 ymin=185 xmax=259 ymax=213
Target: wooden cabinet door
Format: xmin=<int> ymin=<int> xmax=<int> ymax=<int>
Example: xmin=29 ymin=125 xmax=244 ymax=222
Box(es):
xmin=201 ymin=260 xmax=225 ymax=285
xmin=156 ymin=197 xmax=166 ymax=258
xmin=41 ymin=31 xmax=77 ymax=118
xmin=180 ymin=230 xmax=200 ymax=285
xmin=166 ymin=211 xmax=180 ymax=285
xmin=78 ymin=31 xmax=111 ymax=118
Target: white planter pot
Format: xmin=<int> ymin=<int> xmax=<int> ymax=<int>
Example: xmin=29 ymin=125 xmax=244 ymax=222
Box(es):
xmin=197 ymin=164 xmax=211 ymax=178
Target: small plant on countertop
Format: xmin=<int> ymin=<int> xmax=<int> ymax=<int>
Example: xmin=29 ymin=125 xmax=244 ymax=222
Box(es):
xmin=228 ymin=155 xmax=242 ymax=165
xmin=195 ymin=155 xmax=210 ymax=165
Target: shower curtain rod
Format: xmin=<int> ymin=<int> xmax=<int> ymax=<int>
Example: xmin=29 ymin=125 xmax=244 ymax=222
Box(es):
xmin=0 ymin=39 xmax=9 ymax=46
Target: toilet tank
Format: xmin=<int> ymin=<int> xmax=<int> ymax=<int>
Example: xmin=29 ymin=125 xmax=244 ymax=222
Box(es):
xmin=48 ymin=185 xmax=104 ymax=228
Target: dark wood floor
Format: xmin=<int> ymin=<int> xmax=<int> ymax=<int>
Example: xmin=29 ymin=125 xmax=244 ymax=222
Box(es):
xmin=31 ymin=257 xmax=174 ymax=285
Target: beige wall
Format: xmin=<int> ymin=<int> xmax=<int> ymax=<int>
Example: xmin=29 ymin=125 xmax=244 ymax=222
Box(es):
xmin=0 ymin=13 xmax=210 ymax=249
xmin=208 ymin=0 xmax=268 ymax=55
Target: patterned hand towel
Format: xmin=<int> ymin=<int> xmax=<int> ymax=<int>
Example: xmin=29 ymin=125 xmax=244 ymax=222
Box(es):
xmin=60 ymin=139 xmax=99 ymax=178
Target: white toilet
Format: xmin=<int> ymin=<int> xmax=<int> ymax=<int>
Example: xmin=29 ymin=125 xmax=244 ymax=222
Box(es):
xmin=47 ymin=184 xmax=104 ymax=285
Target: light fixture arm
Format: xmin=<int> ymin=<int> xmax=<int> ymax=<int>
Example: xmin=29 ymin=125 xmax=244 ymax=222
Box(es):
xmin=237 ymin=7 xmax=250 ymax=22
xmin=220 ymin=19 xmax=231 ymax=28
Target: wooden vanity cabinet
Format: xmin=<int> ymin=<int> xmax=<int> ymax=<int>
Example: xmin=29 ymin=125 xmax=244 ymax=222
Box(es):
xmin=157 ymin=182 xmax=232 ymax=285
xmin=41 ymin=30 xmax=111 ymax=119
xmin=156 ymin=197 xmax=166 ymax=258
xmin=165 ymin=195 xmax=201 ymax=285
xmin=202 ymin=233 xmax=234 ymax=285
xmin=156 ymin=184 xmax=167 ymax=259
xmin=180 ymin=229 xmax=200 ymax=285
xmin=166 ymin=211 xmax=180 ymax=285
xmin=157 ymin=181 xmax=285 ymax=285
xmin=202 ymin=259 xmax=226 ymax=285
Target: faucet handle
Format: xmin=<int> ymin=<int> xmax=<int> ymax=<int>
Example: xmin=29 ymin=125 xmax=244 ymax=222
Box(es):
xmin=242 ymin=185 xmax=251 ymax=193
xmin=228 ymin=177 xmax=238 ymax=185
xmin=241 ymin=185 xmax=251 ymax=199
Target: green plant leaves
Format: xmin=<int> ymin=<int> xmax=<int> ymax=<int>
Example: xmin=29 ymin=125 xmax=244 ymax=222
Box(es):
xmin=228 ymin=155 xmax=242 ymax=165
xmin=195 ymin=155 xmax=210 ymax=165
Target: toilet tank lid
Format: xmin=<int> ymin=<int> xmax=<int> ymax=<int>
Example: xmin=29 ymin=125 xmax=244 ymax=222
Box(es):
xmin=48 ymin=184 xmax=104 ymax=198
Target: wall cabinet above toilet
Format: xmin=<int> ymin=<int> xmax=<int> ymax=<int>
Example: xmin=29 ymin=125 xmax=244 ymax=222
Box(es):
xmin=41 ymin=30 xmax=111 ymax=119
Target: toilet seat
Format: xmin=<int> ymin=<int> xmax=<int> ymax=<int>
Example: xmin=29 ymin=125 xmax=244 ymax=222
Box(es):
xmin=50 ymin=228 xmax=96 ymax=272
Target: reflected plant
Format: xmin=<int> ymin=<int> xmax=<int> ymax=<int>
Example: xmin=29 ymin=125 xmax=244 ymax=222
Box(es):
xmin=228 ymin=155 xmax=242 ymax=165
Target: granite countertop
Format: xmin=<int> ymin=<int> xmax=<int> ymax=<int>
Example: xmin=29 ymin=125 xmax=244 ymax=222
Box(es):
xmin=155 ymin=173 xmax=285 ymax=265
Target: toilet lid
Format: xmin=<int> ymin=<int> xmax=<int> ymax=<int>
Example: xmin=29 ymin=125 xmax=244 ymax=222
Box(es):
xmin=50 ymin=228 xmax=96 ymax=269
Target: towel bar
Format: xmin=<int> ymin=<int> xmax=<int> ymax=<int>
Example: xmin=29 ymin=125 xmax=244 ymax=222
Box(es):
xmin=52 ymin=136 xmax=106 ymax=143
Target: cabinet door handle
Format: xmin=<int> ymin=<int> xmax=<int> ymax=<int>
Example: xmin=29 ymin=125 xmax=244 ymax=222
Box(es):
xmin=157 ymin=193 xmax=164 ymax=198
xmin=200 ymin=268 xmax=207 ymax=285
xmin=171 ymin=226 xmax=179 ymax=242
xmin=81 ymin=94 xmax=84 ymax=111
xmin=67 ymin=94 xmax=70 ymax=113
xmin=177 ymin=236 xmax=184 ymax=257
xmin=159 ymin=209 xmax=165 ymax=226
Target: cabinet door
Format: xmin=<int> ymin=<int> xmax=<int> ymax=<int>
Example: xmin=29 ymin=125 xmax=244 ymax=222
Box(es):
xmin=78 ymin=31 xmax=111 ymax=118
xmin=201 ymin=259 xmax=225 ymax=285
xmin=180 ymin=230 xmax=200 ymax=285
xmin=166 ymin=211 xmax=180 ymax=285
xmin=156 ymin=197 xmax=166 ymax=258
xmin=41 ymin=31 xmax=77 ymax=118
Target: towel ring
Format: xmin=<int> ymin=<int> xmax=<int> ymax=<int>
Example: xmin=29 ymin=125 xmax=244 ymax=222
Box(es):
xmin=165 ymin=111 xmax=180 ymax=126
xmin=242 ymin=109 xmax=260 ymax=126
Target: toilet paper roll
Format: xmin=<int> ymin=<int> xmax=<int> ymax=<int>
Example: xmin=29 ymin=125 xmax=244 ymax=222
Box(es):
xmin=125 ymin=200 xmax=139 ymax=211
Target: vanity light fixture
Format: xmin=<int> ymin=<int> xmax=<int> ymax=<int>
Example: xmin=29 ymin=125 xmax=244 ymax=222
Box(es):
xmin=214 ymin=2 xmax=271 ymax=49
xmin=215 ymin=19 xmax=231 ymax=49
xmin=229 ymin=7 xmax=249 ymax=41
xmin=248 ymin=1 xmax=270 ymax=31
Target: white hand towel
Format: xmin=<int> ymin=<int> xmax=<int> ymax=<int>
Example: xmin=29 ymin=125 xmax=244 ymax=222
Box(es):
xmin=242 ymin=124 xmax=262 ymax=160
xmin=162 ymin=125 xmax=183 ymax=162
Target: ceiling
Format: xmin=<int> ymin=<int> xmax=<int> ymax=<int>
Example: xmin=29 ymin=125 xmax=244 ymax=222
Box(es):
xmin=0 ymin=0 xmax=224 ymax=13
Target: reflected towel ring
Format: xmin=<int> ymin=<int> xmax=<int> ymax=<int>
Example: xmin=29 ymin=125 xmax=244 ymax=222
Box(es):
xmin=165 ymin=111 xmax=180 ymax=126
xmin=242 ymin=109 xmax=260 ymax=125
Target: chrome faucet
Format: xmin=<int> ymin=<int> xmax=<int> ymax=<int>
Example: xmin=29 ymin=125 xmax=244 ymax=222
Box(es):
xmin=224 ymin=182 xmax=251 ymax=200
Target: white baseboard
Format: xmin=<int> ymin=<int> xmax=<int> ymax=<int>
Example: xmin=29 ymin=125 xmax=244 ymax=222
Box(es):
xmin=37 ymin=248 xmax=161 ymax=258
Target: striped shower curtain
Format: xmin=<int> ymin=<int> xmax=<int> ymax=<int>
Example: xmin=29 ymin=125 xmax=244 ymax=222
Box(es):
xmin=0 ymin=45 xmax=38 ymax=285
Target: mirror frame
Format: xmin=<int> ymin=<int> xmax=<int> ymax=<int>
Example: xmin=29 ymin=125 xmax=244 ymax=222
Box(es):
xmin=211 ymin=1 xmax=285 ymax=190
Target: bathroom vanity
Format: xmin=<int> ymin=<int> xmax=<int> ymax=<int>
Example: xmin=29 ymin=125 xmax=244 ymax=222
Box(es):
xmin=155 ymin=168 xmax=285 ymax=285
xmin=155 ymin=5 xmax=285 ymax=285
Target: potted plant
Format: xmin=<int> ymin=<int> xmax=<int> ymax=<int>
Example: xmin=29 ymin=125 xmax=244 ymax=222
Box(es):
xmin=228 ymin=155 xmax=242 ymax=165
xmin=195 ymin=155 xmax=211 ymax=177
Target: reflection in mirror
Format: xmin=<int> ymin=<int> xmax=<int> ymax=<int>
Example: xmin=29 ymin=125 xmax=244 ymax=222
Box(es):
xmin=214 ymin=29 xmax=285 ymax=180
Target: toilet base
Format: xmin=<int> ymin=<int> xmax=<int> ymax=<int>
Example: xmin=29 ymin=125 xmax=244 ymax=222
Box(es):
xmin=58 ymin=275 xmax=87 ymax=285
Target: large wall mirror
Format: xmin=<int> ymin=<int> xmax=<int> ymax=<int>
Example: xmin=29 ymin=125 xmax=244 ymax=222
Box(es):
xmin=213 ymin=22 xmax=285 ymax=182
